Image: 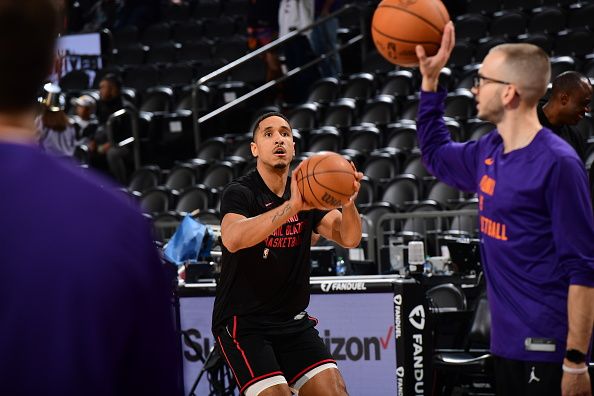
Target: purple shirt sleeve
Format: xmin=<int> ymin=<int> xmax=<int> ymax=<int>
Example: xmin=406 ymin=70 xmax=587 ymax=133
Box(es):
xmin=546 ymin=154 xmax=594 ymax=286
xmin=417 ymin=89 xmax=481 ymax=192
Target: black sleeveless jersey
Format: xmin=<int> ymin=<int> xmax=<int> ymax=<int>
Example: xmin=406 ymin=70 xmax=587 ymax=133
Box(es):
xmin=212 ymin=170 xmax=327 ymax=333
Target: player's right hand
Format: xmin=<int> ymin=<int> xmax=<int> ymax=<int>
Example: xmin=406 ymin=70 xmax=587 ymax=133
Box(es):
xmin=416 ymin=21 xmax=455 ymax=91
xmin=290 ymin=161 xmax=315 ymax=212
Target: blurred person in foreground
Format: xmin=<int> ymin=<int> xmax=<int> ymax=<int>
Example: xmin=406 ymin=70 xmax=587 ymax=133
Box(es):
xmin=416 ymin=22 xmax=594 ymax=396
xmin=0 ymin=1 xmax=179 ymax=395
xmin=36 ymin=84 xmax=78 ymax=158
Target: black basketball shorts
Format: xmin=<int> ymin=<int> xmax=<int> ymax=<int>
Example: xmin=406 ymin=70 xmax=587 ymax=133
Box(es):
xmin=214 ymin=314 xmax=336 ymax=395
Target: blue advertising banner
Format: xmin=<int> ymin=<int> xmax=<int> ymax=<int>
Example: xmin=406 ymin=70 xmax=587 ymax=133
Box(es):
xmin=179 ymin=290 xmax=396 ymax=395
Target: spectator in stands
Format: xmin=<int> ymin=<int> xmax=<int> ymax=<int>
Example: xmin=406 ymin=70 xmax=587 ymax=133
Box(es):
xmin=0 ymin=1 xmax=179 ymax=395
xmin=96 ymin=73 xmax=136 ymax=183
xmin=70 ymin=94 xmax=98 ymax=143
xmin=213 ymin=112 xmax=362 ymax=396
xmin=538 ymin=71 xmax=592 ymax=163
xmin=310 ymin=0 xmax=342 ymax=78
xmin=416 ymin=23 xmax=594 ymax=396
xmin=36 ymin=84 xmax=78 ymax=158
xmin=97 ymin=73 xmax=133 ymax=124
xmin=247 ymin=0 xmax=282 ymax=86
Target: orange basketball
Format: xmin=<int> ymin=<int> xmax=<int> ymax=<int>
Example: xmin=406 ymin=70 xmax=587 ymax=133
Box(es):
xmin=371 ymin=0 xmax=450 ymax=67
xmin=295 ymin=153 xmax=357 ymax=210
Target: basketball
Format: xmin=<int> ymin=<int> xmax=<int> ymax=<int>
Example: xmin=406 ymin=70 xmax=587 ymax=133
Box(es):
xmin=371 ymin=0 xmax=450 ymax=67
xmin=295 ymin=152 xmax=357 ymax=210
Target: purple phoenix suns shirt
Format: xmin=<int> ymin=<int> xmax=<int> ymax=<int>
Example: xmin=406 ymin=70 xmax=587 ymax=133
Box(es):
xmin=417 ymin=88 xmax=594 ymax=363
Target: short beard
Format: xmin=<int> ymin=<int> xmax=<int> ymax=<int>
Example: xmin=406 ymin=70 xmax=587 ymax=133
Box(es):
xmin=273 ymin=163 xmax=287 ymax=170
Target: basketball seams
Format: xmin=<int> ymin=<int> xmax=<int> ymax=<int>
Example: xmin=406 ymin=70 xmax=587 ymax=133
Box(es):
xmin=372 ymin=26 xmax=441 ymax=45
xmin=305 ymin=157 xmax=334 ymax=209
xmin=429 ymin=0 xmax=449 ymax=26
xmin=375 ymin=4 xmax=443 ymax=35
xmin=301 ymin=154 xmax=355 ymax=208
xmin=311 ymin=155 xmax=355 ymax=201
xmin=373 ymin=30 xmax=441 ymax=46
xmin=311 ymin=173 xmax=354 ymax=197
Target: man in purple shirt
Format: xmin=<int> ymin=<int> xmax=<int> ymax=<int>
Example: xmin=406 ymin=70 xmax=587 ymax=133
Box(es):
xmin=0 ymin=1 xmax=179 ymax=395
xmin=416 ymin=23 xmax=594 ymax=395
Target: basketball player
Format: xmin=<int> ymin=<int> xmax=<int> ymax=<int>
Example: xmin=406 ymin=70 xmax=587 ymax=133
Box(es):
xmin=212 ymin=112 xmax=363 ymax=396
xmin=0 ymin=1 xmax=179 ymax=395
xmin=416 ymin=22 xmax=594 ymax=396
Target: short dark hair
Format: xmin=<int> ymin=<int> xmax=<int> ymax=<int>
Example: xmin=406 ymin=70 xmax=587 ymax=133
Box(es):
xmin=251 ymin=112 xmax=291 ymax=140
xmin=0 ymin=0 xmax=59 ymax=112
xmin=100 ymin=73 xmax=122 ymax=92
xmin=551 ymin=71 xmax=591 ymax=98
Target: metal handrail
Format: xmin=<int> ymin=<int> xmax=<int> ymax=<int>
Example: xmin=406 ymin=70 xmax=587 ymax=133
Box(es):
xmin=191 ymin=3 xmax=366 ymax=155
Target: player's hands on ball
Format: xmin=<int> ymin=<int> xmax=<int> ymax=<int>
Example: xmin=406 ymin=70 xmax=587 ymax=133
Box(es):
xmin=416 ymin=21 xmax=456 ymax=92
xmin=345 ymin=161 xmax=363 ymax=207
xmin=290 ymin=161 xmax=315 ymax=212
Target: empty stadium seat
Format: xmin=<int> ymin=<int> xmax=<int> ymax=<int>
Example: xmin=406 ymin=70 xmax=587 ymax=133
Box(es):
xmin=307 ymin=77 xmax=340 ymax=106
xmin=344 ymin=125 xmax=382 ymax=153
xmin=528 ymin=7 xmax=566 ymax=35
xmin=175 ymin=185 xmax=212 ymax=214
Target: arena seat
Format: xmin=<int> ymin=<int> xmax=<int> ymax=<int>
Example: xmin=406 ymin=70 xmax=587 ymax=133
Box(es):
xmin=379 ymin=174 xmax=420 ymax=212
xmin=516 ymin=32 xmax=554 ymax=54
xmin=175 ymin=185 xmax=212 ymax=214
xmin=140 ymin=22 xmax=173 ymax=47
xmin=177 ymin=39 xmax=213 ymax=63
xmin=113 ymin=43 xmax=147 ymax=66
xmin=362 ymin=151 xmax=399 ymax=184
xmin=490 ymin=10 xmax=527 ymax=38
xmin=380 ymin=70 xmax=415 ymax=98
xmin=288 ymin=103 xmax=319 ymax=134
xmin=140 ymin=86 xmax=174 ymax=115
xmin=554 ymin=28 xmax=594 ymax=57
xmin=385 ymin=121 xmax=418 ymax=151
xmin=433 ymin=292 xmax=493 ymax=396
xmin=196 ymin=136 xmax=227 ymax=162
xmin=567 ymin=2 xmax=594 ymax=31
xmin=455 ymin=13 xmax=490 ymax=41
xmin=427 ymin=283 xmax=467 ymax=312
xmin=307 ymin=77 xmax=340 ymax=106
xmin=344 ymin=124 xmax=382 ymax=153
xmin=320 ymin=98 xmax=357 ymax=130
xmin=165 ymin=165 xmax=197 ymax=193
xmin=140 ymin=186 xmax=172 ymax=215
xmin=528 ymin=7 xmax=566 ymax=35
xmin=127 ymin=165 xmax=161 ymax=194
xmin=201 ymin=160 xmax=235 ymax=190
xmin=359 ymin=94 xmax=396 ymax=129
xmin=307 ymin=126 xmax=342 ymax=152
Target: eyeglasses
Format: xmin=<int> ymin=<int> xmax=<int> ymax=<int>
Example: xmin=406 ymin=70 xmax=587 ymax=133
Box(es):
xmin=473 ymin=73 xmax=512 ymax=88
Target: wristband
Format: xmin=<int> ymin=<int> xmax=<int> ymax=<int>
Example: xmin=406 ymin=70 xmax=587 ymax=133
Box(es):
xmin=562 ymin=364 xmax=588 ymax=375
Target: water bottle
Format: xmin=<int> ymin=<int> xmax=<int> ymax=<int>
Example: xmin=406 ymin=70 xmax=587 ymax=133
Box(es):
xmin=336 ymin=256 xmax=346 ymax=276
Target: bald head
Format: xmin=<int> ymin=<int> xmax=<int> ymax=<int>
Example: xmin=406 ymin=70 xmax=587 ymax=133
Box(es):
xmin=545 ymin=71 xmax=592 ymax=125
xmin=551 ymin=71 xmax=592 ymax=98
xmin=488 ymin=43 xmax=551 ymax=106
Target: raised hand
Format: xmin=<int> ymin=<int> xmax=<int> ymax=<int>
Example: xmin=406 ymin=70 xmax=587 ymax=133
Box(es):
xmin=416 ymin=21 xmax=456 ymax=92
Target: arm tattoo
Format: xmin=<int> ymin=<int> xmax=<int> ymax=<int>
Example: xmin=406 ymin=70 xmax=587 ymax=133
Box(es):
xmin=271 ymin=203 xmax=291 ymax=224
